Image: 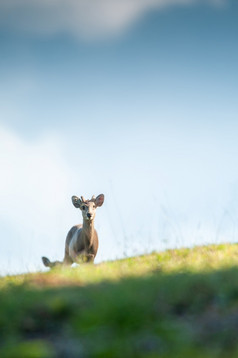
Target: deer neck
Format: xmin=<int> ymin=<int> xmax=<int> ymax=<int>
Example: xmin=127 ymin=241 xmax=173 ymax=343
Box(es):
xmin=83 ymin=219 xmax=95 ymax=245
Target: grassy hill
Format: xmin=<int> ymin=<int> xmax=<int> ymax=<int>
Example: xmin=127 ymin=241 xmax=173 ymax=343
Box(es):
xmin=1 ymin=243 xmax=238 ymax=357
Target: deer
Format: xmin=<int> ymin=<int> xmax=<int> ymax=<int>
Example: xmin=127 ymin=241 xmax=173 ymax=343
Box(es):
xmin=42 ymin=194 xmax=104 ymax=268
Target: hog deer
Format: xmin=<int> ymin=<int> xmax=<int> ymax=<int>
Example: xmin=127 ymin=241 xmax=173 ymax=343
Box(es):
xmin=42 ymin=194 xmax=104 ymax=268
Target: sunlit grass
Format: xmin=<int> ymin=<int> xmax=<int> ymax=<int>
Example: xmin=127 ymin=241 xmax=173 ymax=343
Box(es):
xmin=2 ymin=243 xmax=238 ymax=288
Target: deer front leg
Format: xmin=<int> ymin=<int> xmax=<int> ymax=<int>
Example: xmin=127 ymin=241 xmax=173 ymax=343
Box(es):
xmin=71 ymin=250 xmax=95 ymax=264
xmin=84 ymin=253 xmax=95 ymax=263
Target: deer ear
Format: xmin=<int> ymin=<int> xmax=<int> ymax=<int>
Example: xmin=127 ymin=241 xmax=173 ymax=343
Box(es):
xmin=72 ymin=196 xmax=82 ymax=208
xmin=95 ymin=194 xmax=104 ymax=207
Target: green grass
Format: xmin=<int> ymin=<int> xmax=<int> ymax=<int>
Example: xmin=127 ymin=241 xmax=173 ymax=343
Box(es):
xmin=1 ymin=243 xmax=238 ymax=357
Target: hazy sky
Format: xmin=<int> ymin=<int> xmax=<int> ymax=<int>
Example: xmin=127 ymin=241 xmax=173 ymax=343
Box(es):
xmin=0 ymin=0 xmax=238 ymax=275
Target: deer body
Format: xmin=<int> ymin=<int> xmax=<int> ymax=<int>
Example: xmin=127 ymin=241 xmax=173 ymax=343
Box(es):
xmin=42 ymin=194 xmax=104 ymax=268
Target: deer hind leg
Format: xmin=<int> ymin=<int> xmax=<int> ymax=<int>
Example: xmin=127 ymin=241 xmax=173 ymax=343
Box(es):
xmin=42 ymin=256 xmax=63 ymax=268
xmin=63 ymin=240 xmax=74 ymax=266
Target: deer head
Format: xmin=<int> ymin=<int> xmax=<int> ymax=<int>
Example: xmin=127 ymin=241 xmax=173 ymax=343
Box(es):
xmin=72 ymin=194 xmax=104 ymax=222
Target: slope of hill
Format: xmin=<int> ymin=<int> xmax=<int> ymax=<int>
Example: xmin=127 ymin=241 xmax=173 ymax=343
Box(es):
xmin=1 ymin=243 xmax=238 ymax=357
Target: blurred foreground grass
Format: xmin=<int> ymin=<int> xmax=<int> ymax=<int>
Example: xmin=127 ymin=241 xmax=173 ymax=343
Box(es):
xmin=1 ymin=244 xmax=238 ymax=357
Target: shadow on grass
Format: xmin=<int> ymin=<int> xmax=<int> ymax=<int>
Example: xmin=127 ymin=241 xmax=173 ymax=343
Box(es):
xmin=1 ymin=267 xmax=238 ymax=357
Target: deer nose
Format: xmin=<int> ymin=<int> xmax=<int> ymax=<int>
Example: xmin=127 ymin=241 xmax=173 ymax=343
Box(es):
xmin=87 ymin=213 xmax=92 ymax=219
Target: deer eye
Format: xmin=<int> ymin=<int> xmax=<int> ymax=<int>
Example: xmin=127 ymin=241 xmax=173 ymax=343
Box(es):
xmin=81 ymin=205 xmax=85 ymax=210
xmin=93 ymin=205 xmax=96 ymax=209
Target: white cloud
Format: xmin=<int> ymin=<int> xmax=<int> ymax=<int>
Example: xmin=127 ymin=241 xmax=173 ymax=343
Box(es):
xmin=0 ymin=127 xmax=69 ymax=220
xmin=0 ymin=126 xmax=74 ymax=273
xmin=0 ymin=0 xmax=226 ymax=40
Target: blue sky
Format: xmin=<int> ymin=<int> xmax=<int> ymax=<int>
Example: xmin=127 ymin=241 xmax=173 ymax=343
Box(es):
xmin=0 ymin=0 xmax=238 ymax=274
